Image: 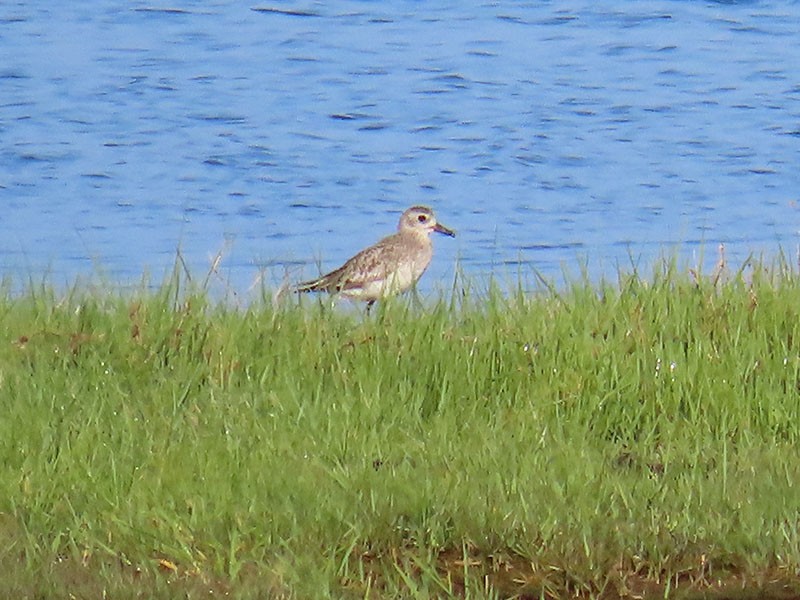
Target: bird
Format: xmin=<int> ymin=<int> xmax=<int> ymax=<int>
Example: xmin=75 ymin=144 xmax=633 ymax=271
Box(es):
xmin=294 ymin=205 xmax=455 ymax=307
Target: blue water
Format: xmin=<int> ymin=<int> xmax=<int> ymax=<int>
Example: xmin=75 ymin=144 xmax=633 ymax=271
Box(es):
xmin=2 ymin=2 xmax=800 ymax=297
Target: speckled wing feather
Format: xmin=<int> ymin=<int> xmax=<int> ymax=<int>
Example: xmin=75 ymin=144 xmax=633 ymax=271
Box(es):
xmin=335 ymin=233 xmax=412 ymax=291
xmin=295 ymin=232 xmax=401 ymax=292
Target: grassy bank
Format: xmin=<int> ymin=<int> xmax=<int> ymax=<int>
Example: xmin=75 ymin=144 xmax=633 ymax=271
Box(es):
xmin=2 ymin=258 xmax=800 ymax=599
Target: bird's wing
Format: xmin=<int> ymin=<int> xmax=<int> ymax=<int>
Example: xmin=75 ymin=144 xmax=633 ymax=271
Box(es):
xmin=294 ymin=233 xmax=406 ymax=293
xmin=336 ymin=234 xmax=408 ymax=290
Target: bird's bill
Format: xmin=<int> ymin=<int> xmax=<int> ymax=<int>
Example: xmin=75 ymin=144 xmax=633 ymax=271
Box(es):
xmin=434 ymin=222 xmax=456 ymax=237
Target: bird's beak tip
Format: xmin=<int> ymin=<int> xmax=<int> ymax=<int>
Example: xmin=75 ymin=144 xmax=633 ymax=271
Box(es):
xmin=435 ymin=223 xmax=456 ymax=237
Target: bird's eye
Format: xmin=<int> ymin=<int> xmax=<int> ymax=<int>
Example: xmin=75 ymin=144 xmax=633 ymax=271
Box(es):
xmin=417 ymin=214 xmax=428 ymax=222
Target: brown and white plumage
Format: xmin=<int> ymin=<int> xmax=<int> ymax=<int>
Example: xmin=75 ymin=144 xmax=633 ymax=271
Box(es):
xmin=294 ymin=205 xmax=455 ymax=305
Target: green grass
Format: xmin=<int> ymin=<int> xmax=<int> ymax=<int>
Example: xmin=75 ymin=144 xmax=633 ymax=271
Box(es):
xmin=2 ymin=256 xmax=800 ymax=599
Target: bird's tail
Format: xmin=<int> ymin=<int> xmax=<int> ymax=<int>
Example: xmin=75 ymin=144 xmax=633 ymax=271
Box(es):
xmin=293 ymin=266 xmax=345 ymax=294
xmin=293 ymin=276 xmax=327 ymax=293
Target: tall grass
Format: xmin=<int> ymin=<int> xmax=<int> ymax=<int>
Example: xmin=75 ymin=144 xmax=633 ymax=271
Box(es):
xmin=1 ymin=256 xmax=800 ymax=598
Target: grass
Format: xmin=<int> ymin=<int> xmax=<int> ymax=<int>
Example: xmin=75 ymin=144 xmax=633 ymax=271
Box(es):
xmin=2 ymin=254 xmax=800 ymax=599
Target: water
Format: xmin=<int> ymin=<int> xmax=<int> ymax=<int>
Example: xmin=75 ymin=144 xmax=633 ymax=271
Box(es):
xmin=2 ymin=2 xmax=800 ymax=296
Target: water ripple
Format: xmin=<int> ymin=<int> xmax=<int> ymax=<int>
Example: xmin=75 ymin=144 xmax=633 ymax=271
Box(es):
xmin=1 ymin=2 xmax=799 ymax=292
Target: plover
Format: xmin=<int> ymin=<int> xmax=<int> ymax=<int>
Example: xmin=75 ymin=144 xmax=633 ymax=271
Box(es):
xmin=294 ymin=205 xmax=455 ymax=306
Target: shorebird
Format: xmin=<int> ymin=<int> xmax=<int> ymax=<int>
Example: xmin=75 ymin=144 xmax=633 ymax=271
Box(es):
xmin=294 ymin=205 xmax=455 ymax=307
